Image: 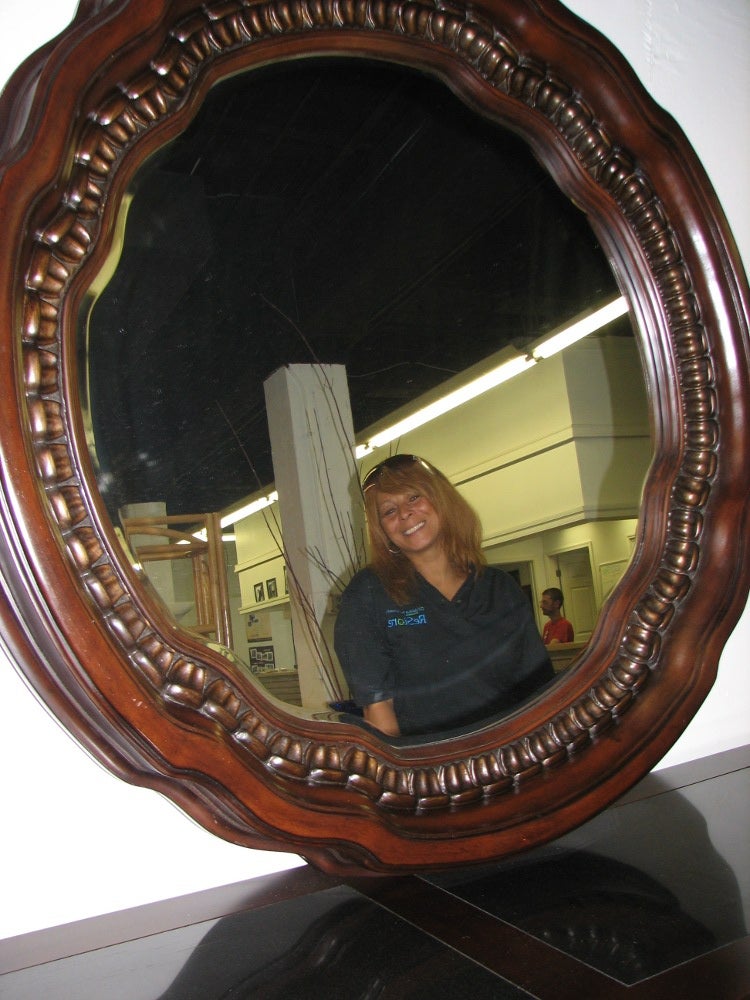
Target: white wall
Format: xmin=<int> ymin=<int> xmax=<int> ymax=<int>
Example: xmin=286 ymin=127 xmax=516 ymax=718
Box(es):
xmin=0 ymin=1 xmax=303 ymax=943
xmin=0 ymin=0 xmax=748 ymax=939
xmin=563 ymin=0 xmax=750 ymax=773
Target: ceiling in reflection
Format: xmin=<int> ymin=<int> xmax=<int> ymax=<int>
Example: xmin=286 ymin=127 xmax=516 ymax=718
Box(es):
xmin=84 ymin=58 xmax=627 ymax=515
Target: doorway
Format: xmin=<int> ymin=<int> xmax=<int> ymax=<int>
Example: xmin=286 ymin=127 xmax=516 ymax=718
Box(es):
xmin=550 ymin=546 xmax=597 ymax=643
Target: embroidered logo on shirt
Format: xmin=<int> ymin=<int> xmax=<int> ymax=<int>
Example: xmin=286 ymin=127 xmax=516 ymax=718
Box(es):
xmin=387 ymin=606 xmax=427 ymax=628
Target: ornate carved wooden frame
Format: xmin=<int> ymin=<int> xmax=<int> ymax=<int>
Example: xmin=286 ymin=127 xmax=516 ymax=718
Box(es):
xmin=0 ymin=0 xmax=748 ymax=874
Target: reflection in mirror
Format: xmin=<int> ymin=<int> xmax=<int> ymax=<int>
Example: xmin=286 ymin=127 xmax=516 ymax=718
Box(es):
xmin=78 ymin=59 xmax=650 ymax=731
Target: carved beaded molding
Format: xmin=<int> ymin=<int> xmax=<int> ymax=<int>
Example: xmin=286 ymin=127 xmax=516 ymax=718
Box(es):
xmin=22 ymin=0 xmax=711 ymax=814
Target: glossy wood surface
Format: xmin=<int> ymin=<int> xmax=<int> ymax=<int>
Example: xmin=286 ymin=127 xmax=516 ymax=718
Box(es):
xmin=3 ymin=747 xmax=748 ymax=996
xmin=0 ymin=0 xmax=748 ymax=873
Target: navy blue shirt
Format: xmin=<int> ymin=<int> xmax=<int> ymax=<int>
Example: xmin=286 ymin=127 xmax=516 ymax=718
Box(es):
xmin=334 ymin=566 xmax=553 ymax=736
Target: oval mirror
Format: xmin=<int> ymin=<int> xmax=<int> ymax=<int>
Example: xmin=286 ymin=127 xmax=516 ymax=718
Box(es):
xmin=0 ymin=0 xmax=748 ymax=874
xmin=79 ymin=57 xmax=646 ymax=725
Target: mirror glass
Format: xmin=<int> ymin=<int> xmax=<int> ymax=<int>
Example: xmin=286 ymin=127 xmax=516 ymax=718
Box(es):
xmin=78 ymin=58 xmax=649 ymax=729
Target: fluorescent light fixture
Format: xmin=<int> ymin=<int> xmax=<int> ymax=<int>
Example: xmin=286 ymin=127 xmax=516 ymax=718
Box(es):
xmin=188 ymin=529 xmax=238 ymax=542
xmin=355 ymin=296 xmax=627 ymax=459
xmin=189 ymin=531 xmax=238 ymax=542
xmin=220 ymin=490 xmax=278 ymax=528
xmin=355 ymin=354 xmax=536 ymax=459
xmin=531 ymin=296 xmax=629 ymax=360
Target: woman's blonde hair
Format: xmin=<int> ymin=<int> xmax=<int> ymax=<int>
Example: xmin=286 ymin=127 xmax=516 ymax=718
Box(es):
xmin=362 ymin=455 xmax=486 ymax=604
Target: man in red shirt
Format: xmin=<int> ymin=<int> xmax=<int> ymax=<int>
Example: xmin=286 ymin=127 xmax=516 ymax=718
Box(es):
xmin=540 ymin=587 xmax=574 ymax=645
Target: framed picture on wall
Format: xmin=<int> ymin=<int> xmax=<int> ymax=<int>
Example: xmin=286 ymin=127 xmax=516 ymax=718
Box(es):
xmin=247 ymin=611 xmax=271 ymax=642
xmin=254 ymin=581 xmax=265 ymax=603
xmin=249 ymin=645 xmax=276 ymax=673
xmin=266 ymin=577 xmax=278 ymax=599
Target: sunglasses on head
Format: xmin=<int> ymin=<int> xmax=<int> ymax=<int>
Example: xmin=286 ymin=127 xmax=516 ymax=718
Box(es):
xmin=362 ymin=454 xmax=431 ymax=491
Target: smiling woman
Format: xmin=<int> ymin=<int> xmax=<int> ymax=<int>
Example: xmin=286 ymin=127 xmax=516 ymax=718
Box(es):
xmin=335 ymin=454 xmax=555 ymax=737
xmin=0 ymin=0 xmax=749 ymax=880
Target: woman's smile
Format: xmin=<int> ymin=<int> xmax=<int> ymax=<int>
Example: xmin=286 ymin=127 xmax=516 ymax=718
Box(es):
xmin=377 ymin=491 xmax=441 ymax=555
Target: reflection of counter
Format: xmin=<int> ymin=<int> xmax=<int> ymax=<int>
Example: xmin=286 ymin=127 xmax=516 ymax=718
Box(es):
xmin=547 ymin=640 xmax=587 ymax=672
xmin=256 ymin=669 xmax=302 ymax=706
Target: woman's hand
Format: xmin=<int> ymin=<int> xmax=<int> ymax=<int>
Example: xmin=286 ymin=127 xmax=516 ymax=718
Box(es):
xmin=363 ymin=699 xmax=400 ymax=736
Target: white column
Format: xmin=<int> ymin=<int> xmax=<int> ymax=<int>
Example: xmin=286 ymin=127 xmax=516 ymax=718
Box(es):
xmin=264 ymin=364 xmax=364 ymax=710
